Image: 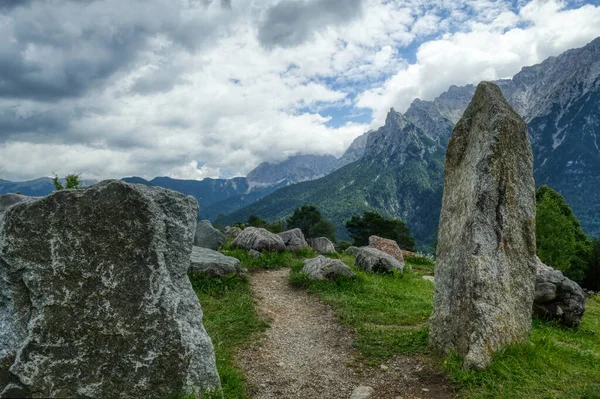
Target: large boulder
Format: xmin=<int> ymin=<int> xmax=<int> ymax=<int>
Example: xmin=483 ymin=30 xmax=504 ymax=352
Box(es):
xmin=278 ymin=228 xmax=309 ymax=251
xmin=355 ymin=247 xmax=404 ymax=273
xmin=231 ymin=227 xmax=286 ymax=252
xmin=302 ymin=256 xmax=356 ymax=281
xmin=224 ymin=226 xmax=242 ymax=239
xmin=194 ymin=220 xmax=226 ymax=250
xmin=310 ymin=237 xmax=336 ymax=255
xmin=189 ymin=246 xmax=247 ymax=278
xmin=533 ymin=257 xmax=586 ymax=327
xmin=429 ymin=82 xmax=537 ymax=370
xmin=0 ymin=194 xmax=35 ymax=219
xmin=0 ymin=180 xmax=220 ymax=398
xmin=368 ymin=235 xmax=405 ymax=264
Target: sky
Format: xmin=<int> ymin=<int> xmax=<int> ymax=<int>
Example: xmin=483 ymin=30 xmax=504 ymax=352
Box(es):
xmin=0 ymin=0 xmax=599 ymax=181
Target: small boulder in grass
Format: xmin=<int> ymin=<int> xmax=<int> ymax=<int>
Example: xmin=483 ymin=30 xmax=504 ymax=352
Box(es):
xmin=345 ymin=246 xmax=360 ymax=255
xmin=355 ymin=247 xmax=404 ymax=273
xmin=302 ymin=256 xmax=356 ymax=281
xmin=368 ymin=235 xmax=405 ymax=264
xmin=310 ymin=237 xmax=337 ymax=254
xmin=231 ymin=227 xmax=286 ymax=252
xmin=533 ymin=257 xmax=586 ymax=327
xmin=189 ymin=246 xmax=247 ymax=278
xmin=278 ymin=228 xmax=309 ymax=251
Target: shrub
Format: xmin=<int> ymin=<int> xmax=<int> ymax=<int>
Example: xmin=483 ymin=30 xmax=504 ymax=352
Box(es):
xmin=287 ymin=205 xmax=336 ymax=241
xmin=345 ymin=211 xmax=415 ymax=250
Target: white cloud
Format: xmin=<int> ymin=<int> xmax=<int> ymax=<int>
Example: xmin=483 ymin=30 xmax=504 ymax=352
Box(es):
xmin=356 ymin=0 xmax=600 ymax=126
xmin=0 ymin=0 xmax=599 ymax=181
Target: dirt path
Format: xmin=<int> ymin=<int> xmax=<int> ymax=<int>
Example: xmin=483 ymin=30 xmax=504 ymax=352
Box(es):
xmin=237 ymin=268 xmax=453 ymax=399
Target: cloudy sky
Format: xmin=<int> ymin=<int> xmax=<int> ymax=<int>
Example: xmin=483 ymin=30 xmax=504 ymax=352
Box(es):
xmin=1 ymin=0 xmax=599 ymax=181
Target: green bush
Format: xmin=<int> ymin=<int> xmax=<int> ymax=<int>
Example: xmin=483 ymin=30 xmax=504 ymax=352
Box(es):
xmin=536 ymin=186 xmax=592 ymax=282
xmin=345 ymin=211 xmax=415 ymax=250
xmin=287 ymin=205 xmax=336 ymax=241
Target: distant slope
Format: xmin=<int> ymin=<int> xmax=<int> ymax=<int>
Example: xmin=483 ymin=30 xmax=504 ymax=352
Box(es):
xmin=222 ymin=110 xmax=445 ymax=248
xmin=246 ymin=154 xmax=338 ymax=186
xmin=0 ymin=177 xmax=97 ymax=196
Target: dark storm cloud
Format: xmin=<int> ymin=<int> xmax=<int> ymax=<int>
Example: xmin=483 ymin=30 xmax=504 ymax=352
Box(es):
xmin=258 ymin=0 xmax=364 ymax=48
xmin=0 ymin=0 xmax=229 ymax=102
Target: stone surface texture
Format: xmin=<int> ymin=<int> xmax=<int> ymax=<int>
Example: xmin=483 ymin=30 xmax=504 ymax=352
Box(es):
xmin=278 ymin=228 xmax=309 ymax=251
xmin=224 ymin=226 xmax=242 ymax=239
xmin=0 ymin=180 xmax=220 ymax=398
xmin=194 ymin=220 xmax=226 ymax=250
xmin=302 ymin=256 xmax=356 ymax=281
xmin=189 ymin=246 xmax=246 ymax=278
xmin=429 ymin=82 xmax=537 ymax=370
xmin=355 ymin=247 xmax=404 ymax=273
xmin=368 ymin=235 xmax=405 ymax=264
xmin=533 ymin=257 xmax=586 ymax=327
xmin=310 ymin=237 xmax=337 ymax=255
xmin=231 ymin=227 xmax=286 ymax=252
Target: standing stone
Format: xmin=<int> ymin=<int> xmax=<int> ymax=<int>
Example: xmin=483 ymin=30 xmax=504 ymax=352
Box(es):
xmin=0 ymin=180 xmax=220 ymax=398
xmin=231 ymin=227 xmax=286 ymax=252
xmin=194 ymin=220 xmax=226 ymax=250
xmin=429 ymin=82 xmax=537 ymax=370
xmin=278 ymin=228 xmax=309 ymax=251
xmin=309 ymin=237 xmax=337 ymax=255
xmin=368 ymin=235 xmax=405 ymax=264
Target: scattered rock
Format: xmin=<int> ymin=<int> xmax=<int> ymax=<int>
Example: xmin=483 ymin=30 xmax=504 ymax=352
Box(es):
xmin=278 ymin=228 xmax=309 ymax=251
xmin=224 ymin=226 xmax=243 ymax=239
xmin=350 ymin=386 xmax=374 ymax=399
xmin=533 ymin=257 xmax=586 ymax=327
xmin=368 ymin=235 xmax=405 ymax=264
xmin=231 ymin=227 xmax=286 ymax=252
xmin=0 ymin=180 xmax=220 ymax=397
xmin=194 ymin=220 xmax=226 ymax=250
xmin=422 ymin=275 xmax=435 ymax=283
xmin=380 ymin=364 xmax=389 ymax=371
xmin=310 ymin=237 xmax=337 ymax=254
xmin=429 ymin=82 xmax=537 ymax=370
xmin=302 ymin=256 xmax=356 ymax=281
xmin=345 ymin=246 xmax=360 ymax=255
xmin=248 ymin=249 xmax=262 ymax=258
xmin=189 ymin=246 xmax=247 ymax=278
xmin=355 ymin=247 xmax=404 ymax=273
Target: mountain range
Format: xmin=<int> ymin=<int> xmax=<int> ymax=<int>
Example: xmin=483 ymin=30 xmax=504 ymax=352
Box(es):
xmin=2 ymin=38 xmax=599 ymax=249
xmin=221 ymin=37 xmax=600 ymax=248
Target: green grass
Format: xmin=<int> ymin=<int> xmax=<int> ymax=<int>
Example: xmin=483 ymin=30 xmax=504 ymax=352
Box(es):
xmin=289 ymin=253 xmax=600 ymax=398
xmin=221 ymin=247 xmax=316 ymax=271
xmin=191 ymin=274 xmax=268 ymax=399
xmin=446 ymin=295 xmax=600 ymax=399
xmin=290 ymin=253 xmax=435 ymax=360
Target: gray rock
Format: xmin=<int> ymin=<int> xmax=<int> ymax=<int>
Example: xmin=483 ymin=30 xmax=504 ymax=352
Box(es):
xmin=189 ymin=246 xmax=246 ymax=278
xmin=248 ymin=249 xmax=262 ymax=258
xmin=231 ymin=227 xmax=286 ymax=252
xmin=422 ymin=275 xmax=435 ymax=283
xmin=429 ymin=82 xmax=537 ymax=370
xmin=0 ymin=194 xmax=37 ymax=221
xmin=533 ymin=257 xmax=586 ymax=327
xmin=278 ymin=228 xmax=309 ymax=251
xmin=224 ymin=226 xmax=242 ymax=239
xmin=302 ymin=256 xmax=356 ymax=281
xmin=0 ymin=180 xmax=220 ymax=398
xmin=310 ymin=237 xmax=337 ymax=255
xmin=345 ymin=246 xmax=359 ymax=255
xmin=350 ymin=386 xmax=374 ymax=399
xmin=368 ymin=235 xmax=405 ymax=265
xmin=194 ymin=220 xmax=226 ymax=250
xmin=355 ymin=247 xmax=404 ymax=273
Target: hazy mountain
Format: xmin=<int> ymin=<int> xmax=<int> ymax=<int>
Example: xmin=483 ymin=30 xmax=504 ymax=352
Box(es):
xmin=246 ymin=154 xmax=339 ymax=186
xmin=221 ymin=109 xmax=445 ymax=247
xmin=0 ymin=177 xmax=97 ymax=196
